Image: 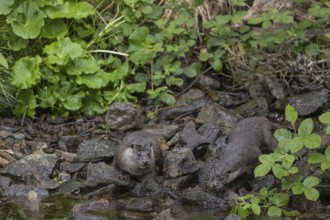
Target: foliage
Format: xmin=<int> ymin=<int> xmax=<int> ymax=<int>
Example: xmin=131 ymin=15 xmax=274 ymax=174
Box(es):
xmin=232 ymin=105 xmax=330 ymax=218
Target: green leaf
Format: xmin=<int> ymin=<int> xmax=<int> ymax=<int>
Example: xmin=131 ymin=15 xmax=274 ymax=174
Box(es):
xmin=298 ymin=118 xmax=313 ymax=137
xmin=325 ymin=146 xmax=330 ymax=160
xmin=326 ymin=126 xmax=330 ymax=134
xmin=247 ymin=17 xmax=263 ymax=25
xmin=319 ymin=112 xmax=330 ymax=124
xmin=254 ymin=164 xmax=272 ymax=177
xmin=62 ymin=91 xmax=85 ymax=111
xmin=321 ymin=161 xmax=330 ymax=171
xmin=6 ymin=2 xmax=45 ymax=39
xmin=0 ymin=53 xmax=8 ymax=68
xmin=251 ymin=203 xmax=261 ymax=215
xmin=304 ymin=134 xmax=321 ymax=149
xmin=165 ymin=76 xmax=184 ymax=86
xmin=282 ymin=209 xmax=300 ymax=217
xmin=41 ymin=19 xmax=68 ymax=38
xmin=288 ymin=136 xmax=304 ymax=153
xmin=274 ymin=128 xmax=292 ymax=141
xmin=303 ymin=176 xmax=320 ymax=188
xmin=258 ymin=154 xmax=275 ymax=165
xmin=303 ymin=187 xmax=319 ymax=201
xmin=267 ymin=206 xmax=282 ymax=218
xmin=308 ymin=152 xmax=326 ymax=164
xmin=44 ymin=37 xmax=85 ymax=66
xmin=272 ymin=164 xmax=285 ymax=179
xmin=0 ymin=0 xmax=14 ymax=15
xmin=76 ymin=71 xmax=111 ymax=89
xmin=14 ymin=89 xmax=37 ymax=118
xmin=272 ymin=193 xmax=290 ymax=206
xmin=81 ymin=90 xmax=107 ymax=116
xmin=6 ymin=32 xmax=28 ymax=50
xmin=45 ymin=2 xmax=95 ymax=19
xmin=288 ymin=166 xmax=298 ymax=174
xmin=38 ymin=85 xmax=58 ymax=108
xmin=285 ymin=104 xmax=298 ymax=123
xmin=67 ymin=58 xmax=100 ymax=75
xmin=11 ymin=56 xmax=42 ymax=89
xmin=212 ymin=60 xmax=223 ymax=71
xmin=159 ymin=92 xmax=176 ymax=106
xmin=183 ymin=62 xmax=202 ymax=78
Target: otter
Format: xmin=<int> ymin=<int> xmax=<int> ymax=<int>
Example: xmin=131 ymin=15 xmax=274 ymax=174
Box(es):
xmin=209 ymin=116 xmax=278 ymax=191
xmin=113 ymin=131 xmax=163 ymax=181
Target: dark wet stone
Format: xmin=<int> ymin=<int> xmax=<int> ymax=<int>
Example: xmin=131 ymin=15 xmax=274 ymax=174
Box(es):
xmin=5 ymin=184 xmax=48 ymax=199
xmin=83 ymin=184 xmax=117 ymax=199
xmin=196 ymin=103 xmax=239 ymax=135
xmin=259 ymin=74 xmax=286 ymax=100
xmin=164 ymin=174 xmax=197 ymax=190
xmin=224 ymin=214 xmax=242 ymax=220
xmin=77 ymin=139 xmax=117 ymax=163
xmin=288 ymin=89 xmax=328 ymax=116
xmin=182 ymin=187 xmax=228 ymax=210
xmin=197 ymin=124 xmax=222 ymax=143
xmin=58 ymin=135 xmax=83 ymax=152
xmin=71 ymin=213 xmax=109 ymax=220
xmin=71 ymin=198 xmax=110 ymax=214
xmin=249 ymin=175 xmax=275 ymax=192
xmin=55 ymin=180 xmax=84 ymax=195
xmin=131 ymin=180 xmax=163 ymax=198
xmin=0 ymin=150 xmax=58 ymax=180
xmin=163 ymin=148 xmax=200 ymax=178
xmin=85 ymin=162 xmax=133 ymax=188
xmin=105 ymin=102 xmax=144 ymax=130
xmin=12 ymin=132 xmax=25 ymax=140
xmin=157 ymin=98 xmax=210 ymax=121
xmin=177 ymin=89 xmax=205 ymax=104
xmin=117 ymin=197 xmax=153 ymax=212
xmin=143 ymin=124 xmax=180 ymax=141
xmin=59 ymin=161 xmax=85 ymax=174
xmin=0 ymin=176 xmax=11 ymax=190
xmin=197 ymin=75 xmax=221 ymax=90
xmin=180 ymin=121 xmax=210 ymax=157
xmin=153 ymin=209 xmax=176 ymax=220
xmin=42 ymin=147 xmax=56 ymax=154
xmin=233 ymin=97 xmax=268 ymax=117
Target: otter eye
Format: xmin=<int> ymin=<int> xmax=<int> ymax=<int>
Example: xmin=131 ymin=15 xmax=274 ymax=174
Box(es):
xmin=147 ymin=153 xmax=151 ymax=157
xmin=130 ymin=144 xmax=134 ymax=149
xmin=226 ymin=170 xmax=231 ymax=174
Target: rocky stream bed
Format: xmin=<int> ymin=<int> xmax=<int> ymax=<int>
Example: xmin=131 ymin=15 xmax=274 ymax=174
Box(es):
xmin=0 ymin=75 xmax=330 ymax=219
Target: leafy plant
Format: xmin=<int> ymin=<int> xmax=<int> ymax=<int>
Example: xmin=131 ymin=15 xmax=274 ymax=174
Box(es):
xmin=232 ymin=104 xmax=330 ymax=218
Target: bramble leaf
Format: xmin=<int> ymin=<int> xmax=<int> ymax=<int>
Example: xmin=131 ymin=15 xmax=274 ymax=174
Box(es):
xmin=267 ymin=206 xmax=282 ymax=218
xmin=254 ymin=164 xmax=272 ymax=177
xmin=288 ymin=136 xmax=304 ymax=153
xmin=298 ymin=118 xmax=313 ymax=137
xmin=304 ymin=187 xmax=319 ymax=201
xmin=308 ymin=152 xmax=326 ymax=164
xmin=272 ymin=193 xmax=290 ymax=206
xmin=319 ymin=112 xmax=330 ymax=124
xmin=285 ymin=104 xmax=298 ymax=123
xmin=303 ymin=176 xmax=320 ymax=188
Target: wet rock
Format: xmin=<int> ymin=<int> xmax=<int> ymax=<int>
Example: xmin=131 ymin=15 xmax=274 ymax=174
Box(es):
xmin=55 ymin=180 xmax=84 ymax=195
xmin=197 ymin=75 xmax=221 ymax=90
xmin=105 ymin=102 xmax=144 ymax=130
xmin=0 ymin=130 xmax=12 ymax=139
xmin=288 ymin=89 xmax=328 ymax=116
xmin=153 ymin=209 xmax=176 ymax=220
xmin=182 ymin=187 xmax=228 ymax=210
xmin=224 ymin=214 xmax=242 ymax=220
xmin=131 ymin=180 xmax=163 ymax=198
xmin=249 ymin=175 xmax=275 ymax=192
xmin=85 ymin=162 xmax=133 ymax=188
xmin=157 ymin=98 xmax=210 ymax=121
xmin=58 ymin=135 xmax=83 ymax=152
xmin=198 ymin=157 xmax=217 ymax=188
xmin=0 ymin=175 xmax=11 ymax=189
xmin=163 ymin=148 xmax=200 ymax=178
xmin=233 ymin=97 xmax=268 ymax=117
xmin=117 ymin=197 xmax=153 ymax=212
xmin=164 ymin=174 xmax=198 ymax=190
xmin=180 ymin=121 xmax=210 ymax=157
xmin=5 ymin=184 xmax=48 ymax=199
xmin=143 ymin=124 xmax=180 ymax=141
xmin=83 ymin=184 xmax=117 ymax=199
xmin=0 ymin=150 xmax=58 ymax=181
xmin=259 ymin=74 xmax=286 ymax=100
xmin=196 ymin=103 xmax=239 ymax=135
xmin=197 ymin=124 xmax=223 ymax=143
xmin=71 ymin=198 xmax=110 ymax=214
xmin=12 ymin=132 xmax=25 ymax=140
xmin=59 ymin=161 xmax=85 ymax=174
xmin=77 ymin=139 xmax=117 ymax=163
xmin=177 ymin=89 xmax=205 ymax=104
xmin=71 ymin=213 xmax=109 ymax=220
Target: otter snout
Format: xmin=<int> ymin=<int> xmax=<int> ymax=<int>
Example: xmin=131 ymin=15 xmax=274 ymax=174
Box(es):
xmin=208 ymin=178 xmax=224 ymax=192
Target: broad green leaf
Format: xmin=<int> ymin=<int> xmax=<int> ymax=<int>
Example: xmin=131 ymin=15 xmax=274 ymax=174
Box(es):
xmin=159 ymin=92 xmax=176 ymax=106
xmin=325 ymin=146 xmax=330 ymax=160
xmin=298 ymin=118 xmax=313 ymax=137
xmin=62 ymin=91 xmax=85 ymax=111
xmin=45 ymin=2 xmax=94 ymax=19
xmin=282 ymin=209 xmax=300 ymax=217
xmin=303 ymin=176 xmax=320 ymax=188
xmin=258 ymin=154 xmax=275 ymax=165
xmin=259 ymin=187 xmax=268 ymax=197
xmin=254 ymin=164 xmax=272 ymax=177
xmin=38 ymin=85 xmax=58 ymax=108
xmin=127 ymin=83 xmax=146 ymax=93
xmin=247 ymin=17 xmax=263 ymax=25
xmin=0 ymin=53 xmax=8 ymax=68
xmin=267 ymin=206 xmax=282 ymax=218
xmin=183 ymin=62 xmax=202 ymax=78
xmin=129 ymin=27 xmax=149 ymax=42
xmin=44 ymin=37 xmax=85 ymax=65
xmin=165 ymin=76 xmax=184 ymax=86
xmin=285 ymin=104 xmax=298 ymax=123
xmin=321 ymin=161 xmax=330 ymax=171
xmin=292 ymin=183 xmax=304 ymax=194
xmin=212 ymin=60 xmax=223 ymax=71
xmin=272 ymin=164 xmax=285 ymax=179
xmin=327 ymin=126 xmax=330 ymax=134
xmin=6 ymin=2 xmax=45 ymax=39
xmin=251 ymin=203 xmax=261 ymax=215
xmin=274 ymin=128 xmax=292 ymax=141
xmin=288 ymin=166 xmax=298 ymax=174
xmin=41 ymin=19 xmax=68 ymax=38
xmin=0 ymin=0 xmax=14 ymax=15
xmin=81 ymin=90 xmax=107 ymax=116
xmin=142 ymin=4 xmax=163 ymax=19
xmin=304 ymin=134 xmax=321 ymax=149
xmin=288 ymin=136 xmax=304 ymax=153
xmin=14 ymin=89 xmax=36 ymax=118
xmin=319 ymin=112 xmax=330 ymax=124
xmin=303 ymin=187 xmax=319 ymax=201
xmin=272 ymin=193 xmax=290 ymax=206
xmin=11 ymin=56 xmax=42 ymax=89
xmin=66 ymin=58 xmax=100 ymax=75
xmin=308 ymin=152 xmax=326 ymax=164
xmin=76 ymin=71 xmax=111 ymax=89
xmin=6 ymin=32 xmax=28 ymax=50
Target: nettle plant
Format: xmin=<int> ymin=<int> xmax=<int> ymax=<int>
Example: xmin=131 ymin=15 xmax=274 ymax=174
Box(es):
xmin=232 ymin=104 xmax=330 ymax=219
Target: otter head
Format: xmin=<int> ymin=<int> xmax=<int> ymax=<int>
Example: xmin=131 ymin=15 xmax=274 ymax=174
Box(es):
xmin=129 ymin=142 xmax=154 ymax=169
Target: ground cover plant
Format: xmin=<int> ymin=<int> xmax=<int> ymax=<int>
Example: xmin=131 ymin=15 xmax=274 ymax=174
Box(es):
xmin=0 ymin=0 xmax=329 ymax=118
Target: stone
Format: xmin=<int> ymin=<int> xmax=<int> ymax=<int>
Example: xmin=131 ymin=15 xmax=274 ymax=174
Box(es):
xmin=117 ymin=197 xmax=153 ymax=212
xmin=77 ymin=139 xmax=117 ymax=163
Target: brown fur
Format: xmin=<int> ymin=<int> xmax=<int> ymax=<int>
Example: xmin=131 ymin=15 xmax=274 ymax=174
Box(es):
xmin=210 ymin=117 xmax=278 ymax=191
xmin=113 ymin=131 xmax=163 ymax=181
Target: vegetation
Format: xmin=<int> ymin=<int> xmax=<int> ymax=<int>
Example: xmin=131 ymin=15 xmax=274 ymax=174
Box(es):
xmin=232 ymin=104 xmax=330 ymax=218
xmin=0 ymin=0 xmax=329 ymax=118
